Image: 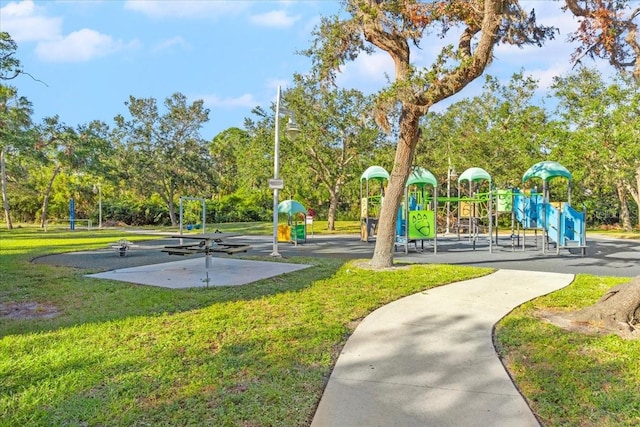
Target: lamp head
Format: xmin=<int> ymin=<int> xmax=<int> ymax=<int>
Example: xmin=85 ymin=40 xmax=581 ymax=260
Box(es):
xmin=285 ymin=117 xmax=300 ymax=140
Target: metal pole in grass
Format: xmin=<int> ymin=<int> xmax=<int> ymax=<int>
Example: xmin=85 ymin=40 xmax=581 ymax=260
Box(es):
xmin=93 ymin=184 xmax=102 ymax=228
xmin=270 ymin=85 xmax=300 ymax=257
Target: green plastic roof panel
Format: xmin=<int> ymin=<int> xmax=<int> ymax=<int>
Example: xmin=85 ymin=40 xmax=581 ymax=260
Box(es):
xmin=458 ymin=167 xmax=491 ymax=184
xmin=522 ymin=161 xmax=572 ymax=182
xmin=278 ymin=199 xmax=307 ymax=215
xmin=406 ymin=167 xmax=438 ymax=187
xmin=360 ymin=165 xmax=390 ymax=182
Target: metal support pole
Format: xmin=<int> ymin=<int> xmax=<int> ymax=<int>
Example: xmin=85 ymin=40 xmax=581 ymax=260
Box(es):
xmin=271 ymin=86 xmax=283 ymax=257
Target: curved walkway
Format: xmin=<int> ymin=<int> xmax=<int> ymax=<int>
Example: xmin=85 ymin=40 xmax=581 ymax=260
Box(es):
xmin=312 ymin=269 xmax=574 ymax=427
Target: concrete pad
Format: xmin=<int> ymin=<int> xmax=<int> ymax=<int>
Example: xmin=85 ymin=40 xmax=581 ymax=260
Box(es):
xmin=311 ymin=269 xmax=575 ymax=427
xmin=86 ymin=257 xmax=311 ymax=288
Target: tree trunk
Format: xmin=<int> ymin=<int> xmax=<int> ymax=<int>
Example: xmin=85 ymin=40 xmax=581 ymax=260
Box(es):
xmin=624 ymin=165 xmax=640 ymax=228
xmin=40 ymin=164 xmax=61 ymax=228
xmin=327 ymin=187 xmax=338 ymax=231
xmin=616 ymin=179 xmax=632 ymax=231
xmin=168 ymin=196 xmax=177 ymax=226
xmin=565 ymin=276 xmax=640 ymax=339
xmin=1 ymin=148 xmax=13 ymax=230
xmin=370 ymin=106 xmax=422 ymax=269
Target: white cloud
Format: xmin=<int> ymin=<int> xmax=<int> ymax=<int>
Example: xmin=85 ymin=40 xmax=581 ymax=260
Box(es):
xmin=1 ymin=0 xmax=135 ymax=63
xmin=152 ymin=36 xmax=191 ymax=53
xmin=0 ymin=0 xmax=62 ymax=42
xmin=199 ymin=93 xmax=258 ymax=108
xmin=524 ymin=64 xmax=571 ymax=93
xmin=249 ymin=10 xmax=300 ymax=28
xmin=124 ymin=0 xmax=250 ymax=19
xmin=268 ymin=78 xmax=291 ymax=91
xmin=336 ymin=51 xmax=393 ymax=92
xmin=35 ymin=29 xmax=123 ymax=62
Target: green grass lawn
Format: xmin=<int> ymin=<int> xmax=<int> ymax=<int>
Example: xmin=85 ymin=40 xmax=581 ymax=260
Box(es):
xmin=1 ymin=225 xmax=638 ymax=426
xmin=0 ymin=226 xmax=488 ymax=426
xmin=495 ymin=274 xmax=640 ymax=426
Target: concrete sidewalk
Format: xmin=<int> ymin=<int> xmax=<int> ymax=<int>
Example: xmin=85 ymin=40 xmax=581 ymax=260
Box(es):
xmin=311 ymin=269 xmax=574 ymax=427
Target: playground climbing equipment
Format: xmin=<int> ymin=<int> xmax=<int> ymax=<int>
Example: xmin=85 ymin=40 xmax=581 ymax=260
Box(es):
xmin=456 ymin=167 xmax=494 ymax=252
xmin=361 ymin=160 xmax=587 ymax=256
xmin=513 ymin=161 xmax=586 ymax=255
xmin=395 ymin=167 xmax=438 ymax=254
xmin=360 ymin=166 xmax=389 ymax=242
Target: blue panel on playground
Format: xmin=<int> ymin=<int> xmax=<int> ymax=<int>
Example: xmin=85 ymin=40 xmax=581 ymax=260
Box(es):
xmin=563 ymin=203 xmax=584 ymax=243
xmin=546 ymin=203 xmax=560 ymax=244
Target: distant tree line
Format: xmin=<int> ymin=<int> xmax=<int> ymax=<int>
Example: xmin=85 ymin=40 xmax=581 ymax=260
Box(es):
xmin=1 ymin=31 xmax=638 ymax=231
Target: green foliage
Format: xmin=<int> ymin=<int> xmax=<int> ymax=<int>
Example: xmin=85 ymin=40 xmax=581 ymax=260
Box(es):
xmin=211 ymin=189 xmax=272 ymax=223
xmin=417 ymin=71 xmax=550 ymax=191
xmin=550 ymin=67 xmax=640 ymax=229
xmin=113 ymin=93 xmax=214 ymax=225
xmin=0 ymin=31 xmax=22 ymax=80
xmin=106 ymin=197 xmax=171 ymax=226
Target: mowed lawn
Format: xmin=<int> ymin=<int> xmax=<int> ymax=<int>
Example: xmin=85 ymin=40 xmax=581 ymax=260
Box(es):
xmin=1 ymin=226 xmax=638 ymax=426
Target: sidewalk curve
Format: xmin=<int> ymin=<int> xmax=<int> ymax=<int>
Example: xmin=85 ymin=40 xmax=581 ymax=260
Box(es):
xmin=311 ymin=269 xmax=574 ymax=427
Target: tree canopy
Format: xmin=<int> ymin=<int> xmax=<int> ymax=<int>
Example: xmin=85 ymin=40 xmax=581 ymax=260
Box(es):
xmin=304 ymin=0 xmax=639 ymax=268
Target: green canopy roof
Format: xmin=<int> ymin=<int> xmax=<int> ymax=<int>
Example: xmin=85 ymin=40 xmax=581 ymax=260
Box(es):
xmin=406 ymin=167 xmax=437 ymax=187
xmin=458 ymin=167 xmax=491 ymax=184
xmin=522 ymin=161 xmax=572 ymax=182
xmin=360 ymin=165 xmax=390 ymax=181
xmin=278 ymin=199 xmax=307 ymax=215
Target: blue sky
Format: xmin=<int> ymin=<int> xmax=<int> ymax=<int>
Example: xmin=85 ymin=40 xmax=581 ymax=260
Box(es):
xmin=1 ymin=0 xmax=613 ymax=140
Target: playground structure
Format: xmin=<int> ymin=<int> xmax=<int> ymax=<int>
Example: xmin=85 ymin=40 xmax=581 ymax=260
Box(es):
xmin=455 ymin=167 xmax=494 ymax=251
xmin=513 ymin=161 xmax=586 ymax=255
xmin=360 ymin=166 xmax=389 ymax=242
xmin=359 ymin=160 xmax=587 ymax=256
xmin=395 ymin=167 xmax=438 ymax=253
xmin=277 ymin=199 xmax=308 ymax=245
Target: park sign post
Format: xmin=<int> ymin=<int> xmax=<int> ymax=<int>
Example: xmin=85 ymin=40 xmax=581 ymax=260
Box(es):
xmin=269 ymin=179 xmax=284 ymax=190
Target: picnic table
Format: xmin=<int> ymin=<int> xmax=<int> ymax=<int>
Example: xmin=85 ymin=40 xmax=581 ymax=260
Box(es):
xmin=162 ymin=233 xmax=251 ymax=268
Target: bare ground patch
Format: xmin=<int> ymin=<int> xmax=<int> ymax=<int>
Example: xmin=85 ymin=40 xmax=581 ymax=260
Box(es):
xmin=536 ymin=309 xmax=639 ymax=341
xmin=0 ymin=301 xmax=61 ymax=320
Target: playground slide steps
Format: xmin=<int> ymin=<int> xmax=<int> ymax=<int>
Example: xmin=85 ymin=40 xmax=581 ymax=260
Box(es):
xmin=513 ymin=193 xmax=586 ymax=253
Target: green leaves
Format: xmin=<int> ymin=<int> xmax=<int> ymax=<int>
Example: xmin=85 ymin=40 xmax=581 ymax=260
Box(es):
xmin=113 ymin=93 xmax=213 ymax=225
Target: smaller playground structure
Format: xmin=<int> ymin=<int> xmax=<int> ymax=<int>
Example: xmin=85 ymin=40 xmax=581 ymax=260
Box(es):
xmin=359 ymin=160 xmax=587 ymax=256
xmin=513 ymin=161 xmax=586 ymax=255
xmin=396 ymin=167 xmax=438 ymax=253
xmin=277 ymin=199 xmax=308 ymax=245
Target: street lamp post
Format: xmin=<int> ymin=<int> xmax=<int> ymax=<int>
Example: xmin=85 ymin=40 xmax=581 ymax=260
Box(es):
xmin=93 ymin=184 xmax=102 ymax=229
xmin=271 ymin=85 xmax=300 ymax=257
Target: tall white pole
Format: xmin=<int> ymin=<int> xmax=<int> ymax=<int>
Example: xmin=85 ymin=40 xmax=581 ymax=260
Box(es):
xmin=94 ymin=184 xmax=103 ymax=229
xmin=271 ymin=86 xmax=282 ymax=257
xmin=98 ymin=185 xmax=102 ymax=228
